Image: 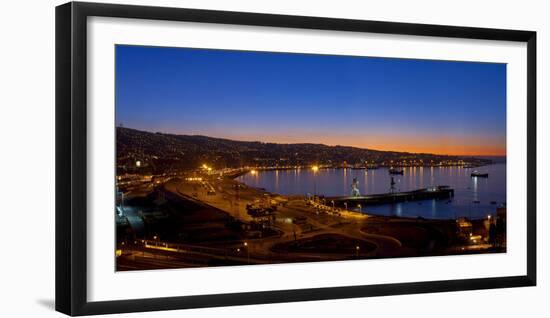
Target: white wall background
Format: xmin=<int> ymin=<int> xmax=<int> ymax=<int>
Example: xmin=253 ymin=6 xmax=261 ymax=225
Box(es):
xmin=0 ymin=0 xmax=547 ymax=317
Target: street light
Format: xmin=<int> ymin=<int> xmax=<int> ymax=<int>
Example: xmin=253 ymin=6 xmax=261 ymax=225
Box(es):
xmin=356 ymin=245 xmax=360 ymax=257
xmin=312 ymin=165 xmax=319 ymax=197
xmin=244 ymin=242 xmax=250 ymax=264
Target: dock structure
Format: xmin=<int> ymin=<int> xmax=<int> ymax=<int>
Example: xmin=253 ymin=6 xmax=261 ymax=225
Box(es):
xmin=326 ymin=186 xmax=454 ymax=207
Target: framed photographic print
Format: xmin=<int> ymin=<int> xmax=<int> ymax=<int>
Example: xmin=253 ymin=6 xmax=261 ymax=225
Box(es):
xmin=55 ymin=1 xmax=536 ymax=316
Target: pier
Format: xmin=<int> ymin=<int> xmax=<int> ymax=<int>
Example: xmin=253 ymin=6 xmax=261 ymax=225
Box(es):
xmin=326 ymin=186 xmax=454 ymax=206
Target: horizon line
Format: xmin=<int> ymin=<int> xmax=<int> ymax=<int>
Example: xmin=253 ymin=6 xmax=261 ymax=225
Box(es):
xmin=117 ymin=126 xmax=506 ymax=158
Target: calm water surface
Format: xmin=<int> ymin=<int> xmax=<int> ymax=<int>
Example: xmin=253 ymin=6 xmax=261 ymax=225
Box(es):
xmin=238 ymin=164 xmax=506 ymax=219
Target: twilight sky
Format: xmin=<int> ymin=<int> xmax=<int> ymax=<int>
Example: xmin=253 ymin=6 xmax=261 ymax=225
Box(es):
xmin=115 ymin=45 xmax=506 ymax=156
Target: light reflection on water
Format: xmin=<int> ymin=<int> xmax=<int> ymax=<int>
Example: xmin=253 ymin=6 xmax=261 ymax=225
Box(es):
xmin=238 ymin=164 xmax=506 ymax=220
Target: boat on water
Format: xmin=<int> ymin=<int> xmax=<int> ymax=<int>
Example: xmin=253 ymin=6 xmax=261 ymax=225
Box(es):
xmin=388 ymin=168 xmax=404 ymax=175
xmin=471 ymin=171 xmax=489 ymax=178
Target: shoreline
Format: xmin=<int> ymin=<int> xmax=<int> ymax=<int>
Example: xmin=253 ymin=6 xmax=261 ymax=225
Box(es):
xmin=232 ymin=163 xmax=499 ymax=173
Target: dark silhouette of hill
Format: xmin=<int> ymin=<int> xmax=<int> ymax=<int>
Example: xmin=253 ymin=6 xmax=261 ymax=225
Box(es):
xmin=116 ymin=127 xmax=489 ymax=174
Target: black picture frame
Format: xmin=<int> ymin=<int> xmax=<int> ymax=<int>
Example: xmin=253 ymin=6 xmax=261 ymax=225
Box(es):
xmin=55 ymin=1 xmax=537 ymax=316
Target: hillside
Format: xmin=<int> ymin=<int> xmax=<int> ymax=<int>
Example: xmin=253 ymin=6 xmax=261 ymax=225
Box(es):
xmin=116 ymin=127 xmax=488 ymax=174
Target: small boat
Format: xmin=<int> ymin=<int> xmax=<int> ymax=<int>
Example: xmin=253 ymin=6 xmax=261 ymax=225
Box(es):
xmin=389 ymin=168 xmax=404 ymax=175
xmin=471 ymin=171 xmax=489 ymax=178
xmin=473 ymin=200 xmax=481 ymax=204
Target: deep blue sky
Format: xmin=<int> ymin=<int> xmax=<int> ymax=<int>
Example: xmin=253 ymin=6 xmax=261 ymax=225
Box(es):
xmin=115 ymin=45 xmax=506 ymax=155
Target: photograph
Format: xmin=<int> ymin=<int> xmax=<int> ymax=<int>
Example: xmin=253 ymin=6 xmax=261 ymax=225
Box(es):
xmin=114 ymin=45 xmax=507 ymax=271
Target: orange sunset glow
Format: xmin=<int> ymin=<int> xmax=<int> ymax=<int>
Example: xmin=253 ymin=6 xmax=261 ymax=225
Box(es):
xmin=190 ymin=131 xmax=506 ymax=156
